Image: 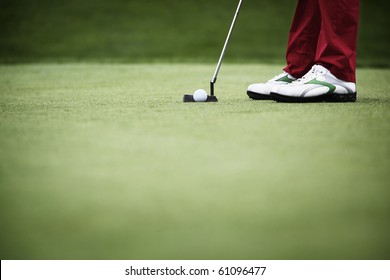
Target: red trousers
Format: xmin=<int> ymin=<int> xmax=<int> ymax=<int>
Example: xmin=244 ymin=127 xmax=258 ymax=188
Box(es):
xmin=284 ymin=0 xmax=359 ymax=82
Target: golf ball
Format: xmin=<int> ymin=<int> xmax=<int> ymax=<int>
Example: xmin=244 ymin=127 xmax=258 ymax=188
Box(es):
xmin=193 ymin=89 xmax=208 ymax=102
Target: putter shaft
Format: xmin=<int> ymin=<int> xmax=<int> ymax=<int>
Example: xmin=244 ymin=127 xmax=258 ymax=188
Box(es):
xmin=210 ymin=0 xmax=243 ymax=95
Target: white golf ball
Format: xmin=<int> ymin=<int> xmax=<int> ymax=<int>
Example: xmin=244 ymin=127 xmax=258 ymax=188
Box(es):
xmin=193 ymin=89 xmax=208 ymax=102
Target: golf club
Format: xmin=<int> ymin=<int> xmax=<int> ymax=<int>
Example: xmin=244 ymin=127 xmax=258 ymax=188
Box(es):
xmin=183 ymin=0 xmax=243 ymax=102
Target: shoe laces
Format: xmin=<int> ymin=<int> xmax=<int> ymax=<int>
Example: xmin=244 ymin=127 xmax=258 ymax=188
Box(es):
xmin=294 ymin=65 xmax=326 ymax=83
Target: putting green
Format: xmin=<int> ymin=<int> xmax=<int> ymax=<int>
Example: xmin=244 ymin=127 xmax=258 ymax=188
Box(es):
xmin=0 ymin=64 xmax=389 ymax=259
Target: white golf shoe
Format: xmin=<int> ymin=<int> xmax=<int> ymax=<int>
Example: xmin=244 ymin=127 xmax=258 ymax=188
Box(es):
xmin=270 ymin=65 xmax=357 ymax=102
xmin=247 ymin=71 xmax=296 ymax=100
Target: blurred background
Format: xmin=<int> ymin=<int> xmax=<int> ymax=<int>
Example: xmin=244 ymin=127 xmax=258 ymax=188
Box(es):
xmin=0 ymin=0 xmax=389 ymax=66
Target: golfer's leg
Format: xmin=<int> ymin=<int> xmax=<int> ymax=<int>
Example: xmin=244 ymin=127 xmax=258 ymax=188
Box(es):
xmin=284 ymin=0 xmax=321 ymax=78
xmin=315 ymin=0 xmax=360 ymax=82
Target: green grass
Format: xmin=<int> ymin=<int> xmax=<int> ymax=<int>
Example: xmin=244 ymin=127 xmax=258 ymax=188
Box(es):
xmin=1 ymin=0 xmax=390 ymax=67
xmin=0 ymin=63 xmax=390 ymax=259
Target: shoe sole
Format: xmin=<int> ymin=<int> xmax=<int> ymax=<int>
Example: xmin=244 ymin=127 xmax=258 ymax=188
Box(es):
xmin=270 ymin=92 xmax=357 ymax=103
xmin=247 ymin=91 xmax=271 ymax=100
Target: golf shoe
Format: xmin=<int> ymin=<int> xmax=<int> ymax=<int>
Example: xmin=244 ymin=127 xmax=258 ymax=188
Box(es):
xmin=270 ymin=65 xmax=357 ymax=103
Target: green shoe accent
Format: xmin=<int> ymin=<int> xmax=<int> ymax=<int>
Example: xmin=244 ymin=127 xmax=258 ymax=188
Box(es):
xmin=276 ymin=75 xmax=295 ymax=83
xmin=306 ymin=79 xmax=336 ymax=94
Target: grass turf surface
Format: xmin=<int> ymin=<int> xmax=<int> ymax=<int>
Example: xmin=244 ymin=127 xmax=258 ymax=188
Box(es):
xmin=0 ymin=63 xmax=389 ymax=259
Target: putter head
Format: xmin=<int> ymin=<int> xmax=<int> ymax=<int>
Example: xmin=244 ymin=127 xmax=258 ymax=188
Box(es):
xmin=183 ymin=94 xmax=218 ymax=102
